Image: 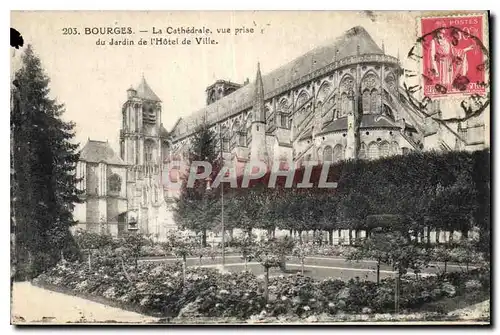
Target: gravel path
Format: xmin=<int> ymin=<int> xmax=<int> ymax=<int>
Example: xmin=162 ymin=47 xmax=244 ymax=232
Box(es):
xmin=11 ymin=282 xmax=158 ymax=324
xmin=447 ymin=299 xmax=490 ymax=321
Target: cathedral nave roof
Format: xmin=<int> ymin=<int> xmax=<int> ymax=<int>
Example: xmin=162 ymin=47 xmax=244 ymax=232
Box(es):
xmin=172 ymin=26 xmax=385 ymax=140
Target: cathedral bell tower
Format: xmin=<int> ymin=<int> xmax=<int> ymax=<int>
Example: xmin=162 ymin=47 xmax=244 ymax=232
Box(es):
xmin=249 ymin=62 xmax=268 ymax=163
xmin=120 ymin=76 xmax=164 ymax=235
xmin=120 ymin=76 xmax=162 ymax=170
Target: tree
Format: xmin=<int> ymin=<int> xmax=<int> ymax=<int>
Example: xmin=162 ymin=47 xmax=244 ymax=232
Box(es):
xmin=118 ymin=232 xmax=151 ymax=268
xmin=292 ymin=242 xmax=316 ymax=275
xmin=336 ymin=191 xmax=371 ymax=244
xmin=74 ymin=229 xmax=113 ymax=270
xmin=345 ymin=230 xmax=392 ymax=284
xmin=173 ymin=122 xmax=218 ymax=247
xmin=233 ymin=233 xmax=258 ymax=271
xmin=12 ymin=45 xmax=83 ymax=278
xmin=254 ymin=236 xmax=295 ymax=302
xmin=433 ymin=245 xmax=452 ymax=274
xmin=165 ymin=230 xmax=197 ymax=286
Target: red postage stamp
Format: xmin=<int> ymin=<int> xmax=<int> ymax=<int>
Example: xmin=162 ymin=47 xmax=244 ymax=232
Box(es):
xmin=420 ymin=15 xmax=486 ymax=98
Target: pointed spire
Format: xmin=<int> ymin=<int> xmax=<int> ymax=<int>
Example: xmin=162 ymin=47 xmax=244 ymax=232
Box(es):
xmin=382 ymin=40 xmax=385 ymax=54
xmin=357 ymin=43 xmax=360 ymax=56
xmin=397 ymin=48 xmax=400 ymax=62
xmin=253 ymin=62 xmax=265 ymax=123
xmin=135 ymin=75 xmax=161 ymax=102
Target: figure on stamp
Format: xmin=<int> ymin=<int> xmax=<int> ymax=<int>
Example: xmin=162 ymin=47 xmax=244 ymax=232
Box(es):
xmin=430 ymin=28 xmax=474 ymax=89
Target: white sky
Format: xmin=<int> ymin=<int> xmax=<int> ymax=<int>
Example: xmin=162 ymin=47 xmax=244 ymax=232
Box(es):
xmin=10 ymin=11 xmax=443 ymax=153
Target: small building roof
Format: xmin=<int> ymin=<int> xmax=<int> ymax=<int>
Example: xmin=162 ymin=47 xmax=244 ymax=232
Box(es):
xmin=80 ymin=140 xmax=127 ymax=166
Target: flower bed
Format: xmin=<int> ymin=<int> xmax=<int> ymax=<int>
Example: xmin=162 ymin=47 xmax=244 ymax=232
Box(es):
xmin=33 ymin=256 xmax=490 ymax=321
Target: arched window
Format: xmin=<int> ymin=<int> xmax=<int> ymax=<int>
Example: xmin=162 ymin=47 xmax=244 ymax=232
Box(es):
xmin=333 ymin=144 xmax=344 ymax=162
xmin=144 ymin=139 xmax=155 ymax=163
xmin=154 ymin=186 xmax=159 ymax=203
xmin=239 ymin=132 xmax=247 ymax=147
xmin=379 ymin=141 xmax=390 ymax=157
xmin=385 ymin=73 xmax=397 ymax=93
xmin=323 ymin=145 xmax=333 ymax=162
xmin=246 ymin=114 xmax=253 ymax=128
xmin=316 ymin=81 xmax=331 ymax=102
xmin=296 ymin=91 xmax=309 ymax=108
xmin=359 ymin=143 xmax=367 ymax=159
xmin=142 ymin=188 xmax=148 ymax=205
xmin=278 ymin=97 xmax=290 ymax=113
xmin=370 ymin=89 xmax=379 ymax=113
xmin=341 ymin=93 xmax=348 ymax=117
xmin=280 ymin=114 xmax=288 ymax=128
xmin=231 ymin=121 xmax=241 ymax=149
xmin=222 ymin=136 xmax=229 ymax=152
xmin=367 ymin=142 xmax=379 ymax=159
xmin=362 ymin=89 xmax=370 ymax=113
xmin=221 ymin=126 xmax=229 ymax=152
xmin=108 ymin=174 xmax=121 ymax=193
xmin=317 ymin=147 xmax=322 ymax=161
xmin=391 ymin=141 xmax=400 ymax=155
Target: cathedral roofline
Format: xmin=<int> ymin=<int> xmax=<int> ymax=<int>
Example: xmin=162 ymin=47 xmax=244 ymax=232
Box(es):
xmin=170 ymin=26 xmax=395 ymax=142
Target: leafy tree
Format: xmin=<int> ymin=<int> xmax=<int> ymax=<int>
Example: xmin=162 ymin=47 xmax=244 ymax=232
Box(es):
xmin=74 ymin=229 xmax=114 ymax=270
xmin=12 ymin=45 xmax=83 ymax=278
xmin=433 ymin=245 xmax=452 ymax=274
xmin=454 ymin=239 xmax=482 ymax=272
xmin=118 ymin=232 xmax=151 ymax=268
xmin=292 ymin=242 xmax=316 ymax=275
xmin=345 ymin=230 xmax=391 ymax=284
xmin=173 ymin=122 xmax=218 ymax=247
xmin=233 ymin=233 xmax=258 ymax=271
xmin=336 ymin=191 xmax=371 ymax=244
xmin=165 ymin=230 xmax=197 ymax=286
xmin=254 ymin=236 xmax=294 ymax=302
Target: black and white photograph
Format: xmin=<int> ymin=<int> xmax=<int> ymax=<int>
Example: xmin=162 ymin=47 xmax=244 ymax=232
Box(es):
xmin=10 ymin=10 xmax=491 ymax=325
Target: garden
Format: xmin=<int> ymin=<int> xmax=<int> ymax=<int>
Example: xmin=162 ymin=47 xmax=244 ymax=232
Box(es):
xmin=32 ymin=227 xmax=490 ymax=323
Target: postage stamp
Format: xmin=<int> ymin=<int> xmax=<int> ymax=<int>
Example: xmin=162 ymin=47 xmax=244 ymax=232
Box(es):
xmin=420 ymin=15 xmax=486 ymax=98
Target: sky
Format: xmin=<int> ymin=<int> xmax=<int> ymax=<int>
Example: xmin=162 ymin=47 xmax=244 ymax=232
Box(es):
xmin=10 ymin=11 xmax=436 ymax=153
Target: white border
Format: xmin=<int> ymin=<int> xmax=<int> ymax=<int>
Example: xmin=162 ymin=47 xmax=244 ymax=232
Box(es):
xmin=3 ymin=1 xmax=498 ymax=334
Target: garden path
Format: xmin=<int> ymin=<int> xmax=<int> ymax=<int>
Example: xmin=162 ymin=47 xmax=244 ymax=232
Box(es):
xmin=447 ymin=299 xmax=490 ymax=320
xmin=11 ymin=282 xmax=159 ymax=324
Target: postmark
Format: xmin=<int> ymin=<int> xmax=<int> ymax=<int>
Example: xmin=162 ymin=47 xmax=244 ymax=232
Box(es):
xmin=402 ymin=13 xmax=489 ymax=124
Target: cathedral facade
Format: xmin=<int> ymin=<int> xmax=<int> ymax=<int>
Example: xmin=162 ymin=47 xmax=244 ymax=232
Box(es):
xmin=73 ymin=26 xmax=487 ymax=240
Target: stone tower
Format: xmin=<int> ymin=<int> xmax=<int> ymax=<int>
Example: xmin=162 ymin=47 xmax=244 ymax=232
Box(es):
xmin=250 ymin=63 xmax=268 ymax=163
xmin=120 ymin=76 xmax=165 ymax=236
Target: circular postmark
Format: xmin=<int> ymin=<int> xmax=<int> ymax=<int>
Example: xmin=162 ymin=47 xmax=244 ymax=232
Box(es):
xmin=403 ymin=19 xmax=490 ymax=124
